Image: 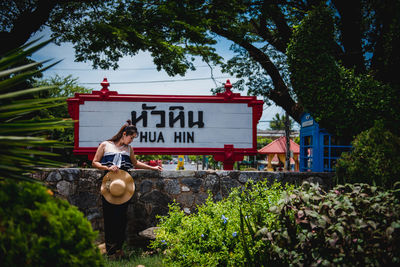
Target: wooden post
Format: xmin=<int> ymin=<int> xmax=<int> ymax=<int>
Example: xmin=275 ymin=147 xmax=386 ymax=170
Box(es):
xmin=285 ymin=112 xmax=291 ymax=171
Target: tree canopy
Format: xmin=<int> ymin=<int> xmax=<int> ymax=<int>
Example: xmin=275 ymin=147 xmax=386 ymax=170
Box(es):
xmin=2 ymin=0 xmax=399 ymax=141
xmin=0 ymin=0 xmax=95 ymax=55
xmin=287 ymin=3 xmax=400 ymax=141
xmin=269 ymin=113 xmax=294 ymax=131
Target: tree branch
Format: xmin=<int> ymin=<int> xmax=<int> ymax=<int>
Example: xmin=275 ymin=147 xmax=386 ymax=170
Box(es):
xmin=0 ymin=0 xmax=57 ymax=55
xmin=211 ymin=26 xmax=302 ymax=121
xmin=250 ymin=19 xmax=286 ymax=53
xmin=251 ymin=1 xmax=293 ymax=54
xmin=332 ymin=0 xmax=365 ymax=74
xmin=265 ymin=1 xmax=293 ymax=49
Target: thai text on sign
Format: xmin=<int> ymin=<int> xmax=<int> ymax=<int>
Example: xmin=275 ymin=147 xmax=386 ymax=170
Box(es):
xmin=78 ymin=101 xmax=253 ymax=148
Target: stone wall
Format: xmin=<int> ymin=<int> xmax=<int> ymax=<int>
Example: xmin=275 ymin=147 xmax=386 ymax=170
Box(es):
xmin=33 ymin=169 xmax=334 ymax=247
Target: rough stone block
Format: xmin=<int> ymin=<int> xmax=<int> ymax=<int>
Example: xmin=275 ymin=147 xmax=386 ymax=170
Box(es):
xmin=140 ymin=190 xmax=173 ymax=207
xmin=181 ymin=185 xmax=190 ymax=192
xmin=149 ymin=205 xmax=169 ymax=225
xmin=181 ymin=178 xmax=202 ymax=193
xmin=87 ymin=211 xmax=101 ymax=221
xmin=176 ymin=193 xmax=195 ymax=207
xmin=60 ymin=168 xmax=81 ymax=182
xmin=164 ymin=179 xmax=180 ymax=194
xmin=138 ymin=227 xmax=159 ymax=240
xmin=57 ymin=180 xmax=71 ymax=196
xmin=238 ymin=172 xmax=258 ymax=184
xmin=155 ymin=179 xmax=165 ymax=190
xmin=215 ymin=171 xmax=230 ymax=177
xmin=133 ymin=169 xmax=161 ymax=179
xmin=195 ymin=193 xmax=209 ymax=205
xmin=87 ymin=170 xmax=104 ymax=181
xmin=194 ymin=170 xmax=209 ymax=178
xmin=203 ymin=174 xmax=219 ymax=193
xmin=221 ymin=177 xmax=241 ymax=198
xmin=46 ymin=171 xmax=62 ymax=182
xmin=140 ymin=180 xmax=153 ymax=194
xmin=161 ymin=170 xmax=195 ymax=178
xmin=69 ymin=192 xmax=98 ymax=210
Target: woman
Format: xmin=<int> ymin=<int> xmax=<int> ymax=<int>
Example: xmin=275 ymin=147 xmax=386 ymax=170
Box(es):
xmin=92 ymin=120 xmax=162 ymax=257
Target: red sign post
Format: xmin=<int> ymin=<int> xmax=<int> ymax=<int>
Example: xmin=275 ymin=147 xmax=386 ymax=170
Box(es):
xmin=67 ymin=78 xmax=263 ymax=170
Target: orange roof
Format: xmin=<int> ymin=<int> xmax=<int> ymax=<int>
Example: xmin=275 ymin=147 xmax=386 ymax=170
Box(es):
xmin=258 ymin=136 xmax=300 ymax=154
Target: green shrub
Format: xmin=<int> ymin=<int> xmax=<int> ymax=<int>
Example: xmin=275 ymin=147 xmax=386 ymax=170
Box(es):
xmin=151 ymin=181 xmax=292 ymax=266
xmin=0 ymin=181 xmax=103 ymax=267
xmin=335 ymin=120 xmax=400 ymax=188
xmin=257 ymin=182 xmax=400 ymax=266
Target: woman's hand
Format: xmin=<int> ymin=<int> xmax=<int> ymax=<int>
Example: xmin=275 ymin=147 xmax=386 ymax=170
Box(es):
xmin=108 ymin=165 xmax=119 ymax=172
xmin=151 ymin=166 xmax=163 ymax=171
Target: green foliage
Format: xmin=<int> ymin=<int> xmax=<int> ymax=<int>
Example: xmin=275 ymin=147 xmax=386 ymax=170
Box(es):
xmin=0 ymin=40 xmax=104 ymax=267
xmin=336 ymin=121 xmax=400 ymax=188
xmin=187 ymin=155 xmax=199 ymax=162
xmin=269 ymin=113 xmax=294 ymax=131
xmin=257 ymin=136 xmax=272 ymax=150
xmin=0 ymin=180 xmax=103 ymax=266
xmin=254 ymin=182 xmax=400 ymax=266
xmin=293 ymin=136 xmax=300 ymax=144
xmin=0 ymin=38 xmax=73 ymax=180
xmin=3 ymin=1 xmax=399 ymax=126
xmin=151 ymin=181 xmax=292 ymax=266
xmin=151 ymin=180 xmax=400 ymax=266
xmin=50 ymin=1 xmax=223 ymax=73
xmin=34 ymin=75 xmax=91 ymax=120
xmin=32 ymin=75 xmax=92 ymax=166
xmin=103 ymin=247 xmax=163 ymax=267
xmin=48 ymin=0 xmax=303 ymax=117
xmin=287 ymin=4 xmax=400 ymax=142
xmin=136 ymin=154 xmax=172 ymax=162
xmin=206 ymin=155 xmax=219 ymax=170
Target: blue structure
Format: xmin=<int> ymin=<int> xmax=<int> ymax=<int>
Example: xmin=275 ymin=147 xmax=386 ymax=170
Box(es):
xmin=300 ymin=113 xmax=351 ymax=172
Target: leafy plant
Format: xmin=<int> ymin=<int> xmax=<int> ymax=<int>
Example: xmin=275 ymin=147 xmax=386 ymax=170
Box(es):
xmin=151 ymin=181 xmax=291 ymax=266
xmin=269 ymin=113 xmax=294 ymax=131
xmin=335 ymin=120 xmax=400 ymax=188
xmin=0 ymin=180 xmax=103 ymax=266
xmin=287 ymin=4 xmax=400 ymax=142
xmin=0 ymin=39 xmax=103 ymax=266
xmin=32 ymin=75 xmax=92 ymax=166
xmin=255 ymin=182 xmax=400 ymax=266
xmin=0 ymin=38 xmax=73 ymax=180
xmin=257 ymin=136 xmax=272 ymax=150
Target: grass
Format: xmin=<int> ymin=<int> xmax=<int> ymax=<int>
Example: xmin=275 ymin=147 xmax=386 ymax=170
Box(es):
xmin=103 ymin=247 xmax=164 ymax=267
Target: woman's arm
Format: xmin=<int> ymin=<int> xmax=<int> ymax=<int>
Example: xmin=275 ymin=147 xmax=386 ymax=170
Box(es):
xmin=130 ymin=147 xmax=163 ymax=171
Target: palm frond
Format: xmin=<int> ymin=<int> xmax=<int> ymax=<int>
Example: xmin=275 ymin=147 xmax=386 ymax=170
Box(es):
xmin=0 ymin=60 xmax=61 ymax=93
xmin=0 ymin=120 xmax=73 ymax=134
xmin=0 ymin=37 xmax=54 ymax=70
xmin=0 ymin=39 xmax=73 ymax=181
xmin=0 ymin=97 xmax=67 ymax=111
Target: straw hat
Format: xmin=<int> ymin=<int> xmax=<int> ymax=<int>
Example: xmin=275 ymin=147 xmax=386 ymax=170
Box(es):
xmin=101 ymin=169 xmax=135 ymax=204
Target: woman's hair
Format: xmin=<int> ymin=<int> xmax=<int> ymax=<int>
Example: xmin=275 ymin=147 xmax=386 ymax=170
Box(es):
xmin=108 ymin=120 xmax=138 ymax=142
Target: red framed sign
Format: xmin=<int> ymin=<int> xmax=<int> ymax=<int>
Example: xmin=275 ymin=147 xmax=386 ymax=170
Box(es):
xmin=67 ymin=78 xmax=263 ymax=170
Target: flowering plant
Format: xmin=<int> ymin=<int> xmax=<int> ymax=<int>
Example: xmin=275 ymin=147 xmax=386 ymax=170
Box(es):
xmin=151 ymin=181 xmax=290 ymax=266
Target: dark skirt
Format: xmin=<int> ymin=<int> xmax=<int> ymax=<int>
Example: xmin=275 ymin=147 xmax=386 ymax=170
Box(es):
xmin=101 ymin=196 xmax=129 ymax=255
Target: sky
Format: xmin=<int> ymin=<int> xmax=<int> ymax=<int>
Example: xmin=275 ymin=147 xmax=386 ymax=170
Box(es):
xmin=30 ymin=28 xmax=295 ymax=131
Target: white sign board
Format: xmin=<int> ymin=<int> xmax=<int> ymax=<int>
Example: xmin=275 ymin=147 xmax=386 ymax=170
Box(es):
xmin=79 ymin=101 xmax=253 ymax=148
